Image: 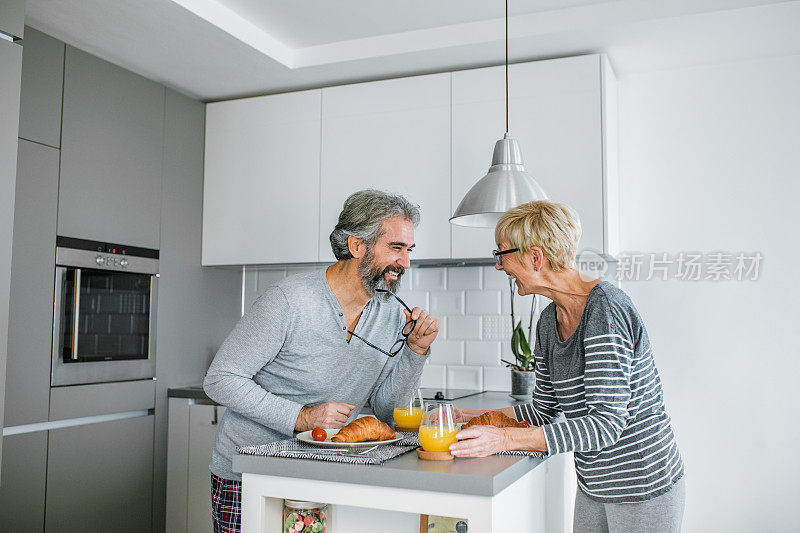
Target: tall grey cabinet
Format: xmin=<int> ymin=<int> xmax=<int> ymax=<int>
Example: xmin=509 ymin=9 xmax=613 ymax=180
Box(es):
xmin=0 ymin=27 xmax=64 ymax=531
xmin=0 ymin=6 xmax=24 ymax=485
xmin=58 ymin=46 xmax=165 ymax=248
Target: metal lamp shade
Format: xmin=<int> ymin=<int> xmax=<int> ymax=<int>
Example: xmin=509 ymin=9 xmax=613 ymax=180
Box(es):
xmin=450 ymin=134 xmax=548 ymax=228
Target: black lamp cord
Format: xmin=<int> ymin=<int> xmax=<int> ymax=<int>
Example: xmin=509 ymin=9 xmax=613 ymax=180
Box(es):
xmin=505 ymin=0 xmax=509 ymax=135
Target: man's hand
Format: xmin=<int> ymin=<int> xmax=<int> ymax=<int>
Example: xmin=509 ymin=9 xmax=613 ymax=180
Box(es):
xmin=295 ymin=402 xmax=355 ymax=432
xmin=404 ymin=307 xmax=439 ymax=355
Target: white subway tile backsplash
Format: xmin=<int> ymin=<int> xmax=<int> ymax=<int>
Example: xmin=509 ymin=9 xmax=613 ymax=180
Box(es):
xmin=482 ymin=315 xmax=512 ymax=341
xmin=429 ymin=291 xmax=464 ymax=315
xmin=413 ymin=268 xmax=445 ymax=290
xmin=482 ymin=267 xmax=510 ymax=290
xmin=395 ymin=290 xmax=428 ymax=310
xmin=446 ymin=366 xmax=483 ymax=390
xmin=288 ymin=266 xmax=325 ymax=278
xmin=446 ymin=267 xmax=481 ymax=290
xmin=256 ymin=268 xmax=287 ymax=293
xmin=503 ymin=294 xmax=552 ymax=316
xmin=240 ymin=262 xmax=542 ymax=392
xmin=244 ymin=267 xmax=258 ymax=292
xmin=398 ymin=268 xmax=413 ymax=291
xmin=421 ymin=364 xmax=447 ymax=389
xmin=244 ymin=291 xmax=258 ymax=314
xmin=445 ymin=315 xmax=481 ymax=340
xmin=465 ymin=290 xmax=501 ymax=315
xmin=429 ymin=340 xmax=464 ymax=365
xmin=483 ymin=366 xmax=512 ymax=392
xmin=464 ymin=341 xmax=501 ymax=366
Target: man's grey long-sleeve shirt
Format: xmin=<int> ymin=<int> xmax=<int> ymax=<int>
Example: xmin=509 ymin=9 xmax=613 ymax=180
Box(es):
xmin=204 ymin=269 xmax=427 ymax=480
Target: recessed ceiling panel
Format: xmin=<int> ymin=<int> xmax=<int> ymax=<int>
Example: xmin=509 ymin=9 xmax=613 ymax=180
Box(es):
xmin=217 ymin=0 xmax=612 ymax=47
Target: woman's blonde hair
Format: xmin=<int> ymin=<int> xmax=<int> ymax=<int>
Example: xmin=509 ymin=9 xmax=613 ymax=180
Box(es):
xmin=495 ymin=201 xmax=582 ymax=272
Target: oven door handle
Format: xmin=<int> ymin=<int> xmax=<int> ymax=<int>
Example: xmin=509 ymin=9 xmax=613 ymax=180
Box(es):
xmin=71 ymin=268 xmax=81 ymax=360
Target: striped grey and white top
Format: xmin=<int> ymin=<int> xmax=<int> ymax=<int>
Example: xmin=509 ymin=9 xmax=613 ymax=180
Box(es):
xmin=513 ymin=282 xmax=684 ymax=503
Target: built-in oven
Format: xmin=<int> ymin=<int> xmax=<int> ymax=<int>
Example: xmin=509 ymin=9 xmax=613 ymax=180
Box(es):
xmin=51 ymin=236 xmax=158 ymax=386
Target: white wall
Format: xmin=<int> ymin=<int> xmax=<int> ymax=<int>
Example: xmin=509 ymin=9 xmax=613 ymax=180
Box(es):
xmin=618 ymin=54 xmax=800 ymax=532
xmin=236 ymin=52 xmax=800 ymax=532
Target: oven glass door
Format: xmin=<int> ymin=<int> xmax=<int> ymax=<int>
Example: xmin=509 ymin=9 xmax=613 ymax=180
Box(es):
xmin=58 ymin=267 xmax=152 ymax=362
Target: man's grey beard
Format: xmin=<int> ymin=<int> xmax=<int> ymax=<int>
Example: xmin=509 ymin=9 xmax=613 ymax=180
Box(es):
xmin=359 ymin=247 xmax=404 ymax=301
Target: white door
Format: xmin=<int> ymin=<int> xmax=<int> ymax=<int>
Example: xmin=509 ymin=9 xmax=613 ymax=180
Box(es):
xmin=318 ymin=73 xmax=451 ymax=261
xmin=203 ymin=90 xmax=322 ymax=265
xmin=187 ymin=404 xmax=226 ymax=533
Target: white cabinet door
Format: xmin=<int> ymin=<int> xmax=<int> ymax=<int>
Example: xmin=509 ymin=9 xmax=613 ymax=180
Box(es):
xmin=318 ymin=73 xmax=451 ymax=261
xmin=452 ymin=55 xmax=607 ymax=258
xmin=203 ymin=90 xmax=321 ymax=265
xmin=187 ymin=404 xmax=226 ymax=533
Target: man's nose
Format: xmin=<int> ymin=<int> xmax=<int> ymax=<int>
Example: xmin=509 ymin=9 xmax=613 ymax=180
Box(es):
xmin=494 ymin=261 xmax=504 ymax=271
xmin=398 ymin=253 xmax=411 ymax=269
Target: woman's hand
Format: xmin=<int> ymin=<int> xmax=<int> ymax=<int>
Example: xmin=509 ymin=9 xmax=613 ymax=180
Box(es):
xmin=449 ymin=425 xmax=510 ymax=458
xmin=452 ymin=407 xmax=483 ymax=424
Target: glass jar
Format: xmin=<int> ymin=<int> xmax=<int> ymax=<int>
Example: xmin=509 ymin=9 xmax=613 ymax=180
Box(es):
xmin=282 ymin=499 xmax=329 ymax=533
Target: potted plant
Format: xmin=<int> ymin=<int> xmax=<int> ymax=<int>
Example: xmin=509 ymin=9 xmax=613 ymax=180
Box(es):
xmin=501 ymin=277 xmax=537 ymax=397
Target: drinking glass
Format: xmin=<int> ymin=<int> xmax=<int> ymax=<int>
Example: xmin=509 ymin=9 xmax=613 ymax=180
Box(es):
xmin=393 ymin=389 xmax=424 ymax=430
xmin=418 ymin=402 xmax=458 ymax=453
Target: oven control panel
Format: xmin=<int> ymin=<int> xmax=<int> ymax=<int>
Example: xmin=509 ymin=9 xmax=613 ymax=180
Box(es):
xmin=95 ymin=254 xmax=129 ymax=269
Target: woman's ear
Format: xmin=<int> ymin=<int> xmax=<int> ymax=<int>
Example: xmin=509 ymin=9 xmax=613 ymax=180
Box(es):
xmin=529 ymin=247 xmax=545 ymax=272
xmin=348 ymin=235 xmax=366 ymax=259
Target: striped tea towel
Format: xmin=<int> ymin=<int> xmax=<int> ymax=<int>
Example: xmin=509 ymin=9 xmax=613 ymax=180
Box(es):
xmin=393 ymin=432 xmax=547 ymax=458
xmin=238 ymin=439 xmax=417 ymax=465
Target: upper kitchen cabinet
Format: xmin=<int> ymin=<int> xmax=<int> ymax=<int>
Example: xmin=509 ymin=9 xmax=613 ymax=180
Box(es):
xmin=318 ymin=74 xmax=451 ymax=262
xmin=59 ymin=46 xmax=165 ymax=249
xmin=202 ymin=90 xmax=322 ymax=265
xmin=0 ymin=0 xmax=24 ymax=39
xmin=18 ymin=27 xmax=64 ymax=148
xmin=451 ymin=54 xmax=618 ymax=259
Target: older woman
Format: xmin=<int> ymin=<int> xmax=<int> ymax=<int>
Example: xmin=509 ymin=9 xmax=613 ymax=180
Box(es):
xmin=449 ymin=201 xmax=685 ymax=533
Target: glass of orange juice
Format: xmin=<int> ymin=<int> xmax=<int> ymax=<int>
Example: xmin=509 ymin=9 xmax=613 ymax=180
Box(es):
xmin=393 ymin=389 xmax=424 ymax=431
xmin=418 ymin=402 xmax=458 ymax=453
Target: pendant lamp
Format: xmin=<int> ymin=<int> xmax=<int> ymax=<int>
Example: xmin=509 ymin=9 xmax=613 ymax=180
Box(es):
xmin=449 ymin=0 xmax=548 ymax=228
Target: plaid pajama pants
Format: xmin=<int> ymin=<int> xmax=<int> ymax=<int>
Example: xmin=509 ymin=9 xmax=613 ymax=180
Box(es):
xmin=211 ymin=473 xmax=242 ymax=533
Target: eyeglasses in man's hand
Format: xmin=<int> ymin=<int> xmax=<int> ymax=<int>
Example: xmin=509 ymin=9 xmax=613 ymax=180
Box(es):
xmin=347 ymin=289 xmax=416 ymax=358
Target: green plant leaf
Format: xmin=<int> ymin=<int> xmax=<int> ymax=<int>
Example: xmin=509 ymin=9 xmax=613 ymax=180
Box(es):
xmin=519 ymin=326 xmax=532 ymax=357
xmin=510 ymin=322 xmax=521 ymax=359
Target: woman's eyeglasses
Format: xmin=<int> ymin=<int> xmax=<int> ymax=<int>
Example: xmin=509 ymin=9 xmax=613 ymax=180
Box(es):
xmin=347 ymin=289 xmax=416 ymax=357
xmin=493 ymin=248 xmax=520 ymax=266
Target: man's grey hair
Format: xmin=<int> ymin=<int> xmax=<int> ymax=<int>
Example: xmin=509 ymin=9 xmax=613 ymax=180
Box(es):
xmin=329 ymin=190 xmax=420 ymax=260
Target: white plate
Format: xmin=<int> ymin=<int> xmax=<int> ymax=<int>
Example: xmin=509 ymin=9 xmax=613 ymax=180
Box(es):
xmin=296 ymin=428 xmax=402 ymax=448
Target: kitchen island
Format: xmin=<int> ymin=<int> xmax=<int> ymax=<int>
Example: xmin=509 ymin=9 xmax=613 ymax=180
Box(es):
xmin=232 ymin=392 xmax=558 ymax=533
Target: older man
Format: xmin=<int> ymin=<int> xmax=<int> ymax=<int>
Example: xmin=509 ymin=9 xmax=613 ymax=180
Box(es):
xmin=203 ymin=189 xmax=439 ymax=533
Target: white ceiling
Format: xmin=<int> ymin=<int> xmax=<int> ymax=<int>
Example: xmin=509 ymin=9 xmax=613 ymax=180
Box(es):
xmin=24 ymin=0 xmax=800 ymax=101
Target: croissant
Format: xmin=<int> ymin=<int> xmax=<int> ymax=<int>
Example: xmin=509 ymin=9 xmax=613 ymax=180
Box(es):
xmin=331 ymin=416 xmax=396 ymax=443
xmin=463 ymin=411 xmax=524 ymax=429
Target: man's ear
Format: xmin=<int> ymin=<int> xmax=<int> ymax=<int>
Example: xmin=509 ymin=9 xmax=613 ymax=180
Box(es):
xmin=348 ymin=235 xmax=366 ymax=259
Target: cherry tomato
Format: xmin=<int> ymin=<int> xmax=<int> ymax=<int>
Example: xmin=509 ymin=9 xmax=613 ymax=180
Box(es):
xmin=311 ymin=427 xmax=327 ymax=441
xmin=519 ymin=421 xmax=530 ymax=428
